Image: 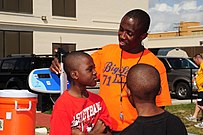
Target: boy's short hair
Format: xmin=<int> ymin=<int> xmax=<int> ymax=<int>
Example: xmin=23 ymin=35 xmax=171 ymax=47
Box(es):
xmin=126 ymin=64 xmax=161 ymax=101
xmin=63 ymin=51 xmax=91 ymax=80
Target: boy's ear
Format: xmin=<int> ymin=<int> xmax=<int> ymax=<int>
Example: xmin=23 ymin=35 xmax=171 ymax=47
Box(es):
xmin=70 ymin=71 xmax=79 ymax=80
xmin=139 ymin=33 xmax=148 ymax=41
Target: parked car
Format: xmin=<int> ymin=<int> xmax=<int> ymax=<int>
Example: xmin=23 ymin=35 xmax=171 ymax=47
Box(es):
xmin=0 ymin=54 xmax=56 ymax=111
xmin=158 ymin=56 xmax=198 ymax=99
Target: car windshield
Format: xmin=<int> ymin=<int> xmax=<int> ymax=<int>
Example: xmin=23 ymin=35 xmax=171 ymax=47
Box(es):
xmin=167 ymin=58 xmax=198 ymax=69
xmin=35 ymin=58 xmax=53 ymax=68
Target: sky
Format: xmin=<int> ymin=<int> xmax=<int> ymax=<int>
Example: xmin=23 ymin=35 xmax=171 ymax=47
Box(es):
xmin=148 ymin=0 xmax=203 ymax=33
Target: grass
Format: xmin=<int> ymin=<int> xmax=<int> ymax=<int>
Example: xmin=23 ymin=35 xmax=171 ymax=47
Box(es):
xmin=166 ymin=103 xmax=203 ymax=135
xmin=44 ymin=109 xmax=52 ymax=114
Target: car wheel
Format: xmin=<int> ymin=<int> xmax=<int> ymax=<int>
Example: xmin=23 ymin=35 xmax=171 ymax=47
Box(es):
xmin=175 ymin=82 xmax=191 ymax=99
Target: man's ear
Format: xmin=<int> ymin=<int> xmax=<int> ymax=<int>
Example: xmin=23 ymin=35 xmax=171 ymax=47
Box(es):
xmin=140 ymin=33 xmax=148 ymax=41
xmin=126 ymin=88 xmax=131 ymax=96
xmin=70 ymin=71 xmax=79 ymax=80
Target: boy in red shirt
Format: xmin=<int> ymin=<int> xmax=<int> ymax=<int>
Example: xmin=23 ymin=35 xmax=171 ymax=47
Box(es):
xmin=50 ymin=52 xmax=111 ymax=135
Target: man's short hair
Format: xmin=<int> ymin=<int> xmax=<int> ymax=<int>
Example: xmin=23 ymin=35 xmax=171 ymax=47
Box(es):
xmin=124 ymin=9 xmax=150 ymax=34
xmin=193 ymin=54 xmax=202 ymax=59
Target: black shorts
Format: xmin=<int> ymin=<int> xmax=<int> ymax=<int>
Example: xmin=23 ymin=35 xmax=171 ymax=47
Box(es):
xmin=197 ymin=92 xmax=203 ymax=106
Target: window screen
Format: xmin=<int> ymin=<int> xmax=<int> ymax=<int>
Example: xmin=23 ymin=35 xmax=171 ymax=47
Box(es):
xmin=52 ymin=0 xmax=76 ymax=17
xmin=0 ymin=31 xmax=3 ymax=58
xmin=0 ymin=0 xmax=32 ymax=13
xmin=0 ymin=30 xmax=33 ymax=57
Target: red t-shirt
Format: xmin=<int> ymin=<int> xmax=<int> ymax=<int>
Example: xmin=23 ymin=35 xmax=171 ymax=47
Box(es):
xmin=50 ymin=90 xmax=111 ymax=135
xmin=91 ymin=44 xmax=172 ymax=131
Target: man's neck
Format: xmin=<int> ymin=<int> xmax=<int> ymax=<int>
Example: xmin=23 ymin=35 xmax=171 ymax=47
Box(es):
xmin=123 ymin=45 xmax=144 ymax=54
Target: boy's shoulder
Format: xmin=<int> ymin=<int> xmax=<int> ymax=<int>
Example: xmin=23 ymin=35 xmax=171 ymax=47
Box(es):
xmin=164 ymin=111 xmax=186 ymax=127
xmin=54 ymin=90 xmax=71 ymax=102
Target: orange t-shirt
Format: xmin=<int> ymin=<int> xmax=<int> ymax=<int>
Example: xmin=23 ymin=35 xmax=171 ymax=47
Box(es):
xmin=91 ymin=44 xmax=172 ymax=131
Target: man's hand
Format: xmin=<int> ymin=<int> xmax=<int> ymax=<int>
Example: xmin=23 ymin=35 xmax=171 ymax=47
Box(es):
xmin=50 ymin=58 xmax=62 ymax=74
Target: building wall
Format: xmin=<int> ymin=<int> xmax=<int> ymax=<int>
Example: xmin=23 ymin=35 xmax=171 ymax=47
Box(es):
xmin=145 ymin=35 xmax=203 ymax=48
xmin=0 ymin=0 xmax=148 ymax=55
xmin=145 ymin=21 xmax=203 ymax=55
xmin=148 ymin=22 xmax=202 ymax=38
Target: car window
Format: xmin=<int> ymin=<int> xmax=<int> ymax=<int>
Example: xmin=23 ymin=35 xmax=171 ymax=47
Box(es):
xmin=186 ymin=58 xmax=198 ymax=69
xmin=15 ymin=58 xmax=31 ymax=71
xmin=35 ymin=58 xmax=53 ymax=68
xmin=168 ymin=58 xmax=198 ymax=69
xmin=167 ymin=58 xmax=182 ymax=69
xmin=1 ymin=59 xmax=17 ymax=71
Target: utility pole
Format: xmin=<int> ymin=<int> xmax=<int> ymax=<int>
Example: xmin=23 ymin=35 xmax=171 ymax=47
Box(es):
xmin=174 ymin=22 xmax=182 ymax=36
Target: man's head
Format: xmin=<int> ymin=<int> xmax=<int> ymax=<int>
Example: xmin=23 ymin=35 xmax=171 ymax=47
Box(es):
xmin=193 ymin=54 xmax=203 ymax=66
xmin=118 ymin=9 xmax=150 ymax=53
xmin=126 ymin=64 xmax=161 ymax=107
xmin=63 ymin=52 xmax=97 ymax=87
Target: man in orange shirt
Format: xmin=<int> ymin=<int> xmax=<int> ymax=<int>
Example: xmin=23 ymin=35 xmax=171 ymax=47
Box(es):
xmin=50 ymin=9 xmax=172 ymax=134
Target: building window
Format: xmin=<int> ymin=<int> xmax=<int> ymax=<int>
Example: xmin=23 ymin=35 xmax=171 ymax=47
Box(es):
xmin=0 ymin=30 xmax=33 ymax=58
xmin=0 ymin=0 xmax=33 ymax=14
xmin=52 ymin=0 xmax=76 ymax=17
xmin=0 ymin=31 xmax=3 ymax=58
xmin=52 ymin=43 xmax=76 ymax=54
xmin=192 ymin=31 xmax=203 ymax=36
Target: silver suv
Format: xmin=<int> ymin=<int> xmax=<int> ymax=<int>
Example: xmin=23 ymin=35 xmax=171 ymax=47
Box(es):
xmin=158 ymin=56 xmax=198 ymax=99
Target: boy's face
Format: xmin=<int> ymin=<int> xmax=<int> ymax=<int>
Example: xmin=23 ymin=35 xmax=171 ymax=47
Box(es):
xmin=118 ymin=16 xmax=145 ymax=52
xmin=77 ymin=56 xmax=98 ymax=86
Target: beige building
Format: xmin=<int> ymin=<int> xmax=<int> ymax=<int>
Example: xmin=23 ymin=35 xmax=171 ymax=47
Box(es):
xmin=0 ymin=0 xmax=148 ymax=57
xmin=145 ymin=22 xmax=203 ymax=56
xmin=148 ymin=22 xmax=203 ymax=38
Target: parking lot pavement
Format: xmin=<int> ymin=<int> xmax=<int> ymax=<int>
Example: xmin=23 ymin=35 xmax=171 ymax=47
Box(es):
xmin=172 ymin=98 xmax=195 ymax=105
xmin=35 ymin=128 xmax=48 ymax=135
xmin=87 ymin=88 xmax=99 ymax=94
